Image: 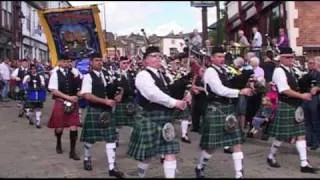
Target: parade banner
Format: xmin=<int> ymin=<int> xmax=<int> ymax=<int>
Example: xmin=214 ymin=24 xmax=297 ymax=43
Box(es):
xmin=38 ymin=5 xmax=106 ymax=66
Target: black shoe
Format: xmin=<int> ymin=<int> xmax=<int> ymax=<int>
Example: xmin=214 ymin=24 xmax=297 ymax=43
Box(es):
xmin=300 ymin=165 xmax=318 ymax=173
xmin=310 ymin=146 xmax=319 ymax=150
xmin=29 ymin=120 xmax=34 ymax=125
xmin=69 ymin=152 xmax=81 ymax=161
xmin=224 ymin=147 xmax=233 ymax=154
xmin=195 ymin=167 xmax=205 ymax=178
xmin=261 ymin=134 xmax=269 ymax=141
xmin=181 ymin=136 xmax=191 ymax=144
xmin=36 ymin=125 xmax=41 ymax=129
xmin=247 ymin=132 xmax=254 ymax=138
xmin=56 ymin=146 xmax=63 ymax=154
xmin=18 ymin=112 xmax=24 ymax=118
xmin=109 ymin=169 xmax=125 ymax=178
xmin=267 ymin=158 xmax=281 ymax=168
xmin=84 ymin=159 xmax=93 ymax=171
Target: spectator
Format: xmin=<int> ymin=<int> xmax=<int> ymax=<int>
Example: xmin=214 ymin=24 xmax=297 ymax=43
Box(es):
xmin=261 ymin=50 xmax=276 ymax=83
xmin=251 ymin=26 xmax=262 ymax=59
xmin=276 ymin=28 xmax=289 ymax=48
xmin=238 ymin=30 xmax=250 ymax=47
xmin=250 ymin=56 xmax=265 ymax=84
xmin=0 ymin=58 xmax=11 ymax=101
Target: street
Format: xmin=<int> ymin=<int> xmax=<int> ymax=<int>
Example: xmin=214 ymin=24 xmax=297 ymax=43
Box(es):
xmin=0 ymin=99 xmax=319 ymax=178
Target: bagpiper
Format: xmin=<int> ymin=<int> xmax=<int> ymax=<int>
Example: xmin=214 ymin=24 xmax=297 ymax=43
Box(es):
xmin=80 ymin=56 xmax=124 ymax=178
xmin=47 ymin=55 xmax=82 ymax=160
xmin=11 ymin=59 xmax=30 ymax=119
xmin=195 ymin=47 xmax=253 ymax=178
xmin=266 ymin=47 xmax=318 ymax=173
xmin=127 ymin=46 xmax=187 ymax=178
xmin=22 ymin=64 xmax=46 ymax=128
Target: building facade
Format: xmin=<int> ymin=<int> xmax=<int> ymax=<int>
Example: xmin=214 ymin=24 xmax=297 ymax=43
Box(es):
xmin=225 ymin=1 xmax=320 ymax=57
xmin=0 ymin=1 xmax=22 ymax=60
xmin=160 ymin=35 xmax=185 ymax=57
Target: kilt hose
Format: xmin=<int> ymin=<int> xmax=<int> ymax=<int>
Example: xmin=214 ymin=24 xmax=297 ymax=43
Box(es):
xmin=268 ymin=101 xmax=305 ymax=141
xmin=80 ymin=107 xmax=117 ymax=144
xmin=127 ymin=108 xmax=180 ymax=161
xmin=200 ymin=102 xmax=241 ymax=149
xmin=114 ymin=102 xmax=136 ymax=127
xmin=47 ymin=99 xmax=80 ymax=128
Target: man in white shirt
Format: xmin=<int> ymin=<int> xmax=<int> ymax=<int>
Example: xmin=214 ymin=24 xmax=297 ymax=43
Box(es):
xmin=0 ymin=58 xmax=11 ymax=101
xmin=47 ymin=56 xmax=82 ymax=161
xmin=251 ymin=27 xmax=262 ymax=59
xmin=11 ymin=59 xmax=30 ymax=117
xmin=80 ymin=56 xmax=124 ymax=178
xmin=195 ymin=47 xmax=253 ymax=179
xmin=22 ymin=64 xmax=46 ymax=128
xmin=266 ymin=47 xmax=317 ymax=173
xmin=127 ymin=46 xmax=187 ymax=178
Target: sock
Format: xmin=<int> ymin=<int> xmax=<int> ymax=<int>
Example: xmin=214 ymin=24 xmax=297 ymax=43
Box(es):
xmin=268 ymin=140 xmax=282 ymax=160
xmin=78 ymin=109 xmax=82 ymax=123
xmin=69 ymin=131 xmax=78 ymax=154
xmin=197 ymin=150 xmax=212 ymax=170
xmin=35 ymin=111 xmax=42 ymax=125
xmin=232 ymin=152 xmax=244 ymax=178
xmin=137 ymin=162 xmax=149 ymax=178
xmin=181 ymin=120 xmax=189 ymax=138
xmin=55 ymin=130 xmax=63 ymax=149
xmin=105 ymin=142 xmax=116 ymax=171
xmin=296 ymin=140 xmax=309 ymax=167
xmin=163 ymin=160 xmax=177 ymax=178
xmin=84 ymin=142 xmax=93 ymax=161
xmin=25 ymin=108 xmax=31 ymax=117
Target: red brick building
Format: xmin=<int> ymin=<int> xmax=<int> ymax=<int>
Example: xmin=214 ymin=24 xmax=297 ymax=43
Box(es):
xmin=225 ymin=1 xmax=320 ymax=57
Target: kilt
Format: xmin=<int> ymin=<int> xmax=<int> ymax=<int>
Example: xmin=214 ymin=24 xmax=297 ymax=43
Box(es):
xmin=114 ymin=102 xmax=136 ymax=126
xmin=26 ymin=101 xmax=43 ymax=109
xmin=127 ymin=108 xmax=179 ymax=161
xmin=80 ymin=107 xmax=117 ymax=143
xmin=268 ymin=101 xmax=305 ymax=141
xmin=172 ymin=106 xmax=191 ymax=121
xmin=200 ymin=102 xmax=241 ymax=149
xmin=47 ymin=99 xmax=80 ymax=128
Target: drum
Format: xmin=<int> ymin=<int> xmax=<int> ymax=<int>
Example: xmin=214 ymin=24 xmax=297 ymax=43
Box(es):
xmin=27 ymin=89 xmax=46 ymax=102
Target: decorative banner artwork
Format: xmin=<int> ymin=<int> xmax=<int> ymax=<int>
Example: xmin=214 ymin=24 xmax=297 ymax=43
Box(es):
xmin=38 ymin=5 xmax=106 ymax=66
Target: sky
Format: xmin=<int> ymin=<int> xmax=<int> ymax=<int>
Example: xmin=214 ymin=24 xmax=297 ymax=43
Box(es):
xmin=69 ymin=1 xmax=219 ymax=36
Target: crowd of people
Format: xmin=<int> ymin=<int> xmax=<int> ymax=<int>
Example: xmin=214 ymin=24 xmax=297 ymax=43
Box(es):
xmin=0 ymin=27 xmax=319 ymax=178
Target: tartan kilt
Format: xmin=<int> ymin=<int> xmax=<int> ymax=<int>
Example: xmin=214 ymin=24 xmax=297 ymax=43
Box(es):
xmin=80 ymin=107 xmax=117 ymax=143
xmin=172 ymin=105 xmax=191 ymax=121
xmin=200 ymin=103 xmax=241 ymax=149
xmin=268 ymin=101 xmax=305 ymax=141
xmin=127 ymin=108 xmax=180 ymax=161
xmin=114 ymin=102 xmax=136 ymax=127
xmin=47 ymin=99 xmax=80 ymax=128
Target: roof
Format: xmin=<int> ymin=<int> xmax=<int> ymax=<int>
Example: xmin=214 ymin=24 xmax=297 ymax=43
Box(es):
xmin=208 ymin=22 xmax=217 ymax=30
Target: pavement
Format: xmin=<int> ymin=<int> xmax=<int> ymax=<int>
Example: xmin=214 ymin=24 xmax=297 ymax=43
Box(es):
xmin=0 ymin=98 xmax=319 ymax=178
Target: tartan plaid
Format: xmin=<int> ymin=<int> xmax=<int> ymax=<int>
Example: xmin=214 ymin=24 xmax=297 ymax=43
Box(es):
xmin=27 ymin=102 xmax=43 ymax=109
xmin=268 ymin=101 xmax=305 ymax=141
xmin=114 ymin=102 xmax=135 ymax=126
xmin=200 ymin=103 xmax=241 ymax=149
xmin=172 ymin=106 xmax=191 ymax=121
xmin=127 ymin=108 xmax=179 ymax=161
xmin=80 ymin=107 xmax=117 ymax=143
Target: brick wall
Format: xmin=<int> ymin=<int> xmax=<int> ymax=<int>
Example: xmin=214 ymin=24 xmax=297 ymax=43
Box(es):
xmin=295 ymin=2 xmax=320 ymax=46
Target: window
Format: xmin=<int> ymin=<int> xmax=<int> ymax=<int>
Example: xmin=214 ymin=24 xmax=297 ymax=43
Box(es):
xmin=267 ymin=3 xmax=285 ymax=38
xmin=171 ymin=39 xmax=175 ymax=44
xmin=25 ymin=5 xmax=31 ymax=32
xmin=1 ymin=1 xmax=12 ymax=30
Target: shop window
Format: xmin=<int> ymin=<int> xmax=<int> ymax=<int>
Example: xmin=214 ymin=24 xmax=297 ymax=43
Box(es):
xmin=267 ymin=3 xmax=285 ymax=39
xmin=1 ymin=1 xmax=12 ymax=30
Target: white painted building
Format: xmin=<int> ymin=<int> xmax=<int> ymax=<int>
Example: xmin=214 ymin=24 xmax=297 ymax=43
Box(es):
xmin=160 ymin=35 xmax=185 ymax=57
xmin=21 ymin=1 xmax=71 ymax=62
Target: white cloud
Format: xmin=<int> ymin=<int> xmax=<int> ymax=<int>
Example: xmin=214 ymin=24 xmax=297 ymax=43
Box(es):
xmin=69 ymin=1 xmax=219 ymax=36
xmin=153 ymin=21 xmax=184 ymax=36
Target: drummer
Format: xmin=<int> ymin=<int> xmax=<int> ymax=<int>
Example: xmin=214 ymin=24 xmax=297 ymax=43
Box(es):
xmin=22 ymin=64 xmax=46 ymax=128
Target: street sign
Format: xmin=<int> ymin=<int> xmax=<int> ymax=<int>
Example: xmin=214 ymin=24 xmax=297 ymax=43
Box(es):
xmin=190 ymin=1 xmax=216 ymax=7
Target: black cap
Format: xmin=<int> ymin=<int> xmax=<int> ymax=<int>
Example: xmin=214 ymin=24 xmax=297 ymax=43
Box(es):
xmin=211 ymin=46 xmax=226 ymax=55
xmin=143 ymin=46 xmax=161 ymax=59
xmin=119 ymin=56 xmax=129 ymax=62
xmin=279 ymin=47 xmax=293 ymax=55
xmin=21 ymin=58 xmax=28 ymax=62
xmin=29 ymin=63 xmax=36 ymax=69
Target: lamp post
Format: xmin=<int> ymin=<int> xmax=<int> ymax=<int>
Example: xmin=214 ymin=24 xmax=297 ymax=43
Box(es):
xmin=19 ymin=13 xmax=25 ymax=59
